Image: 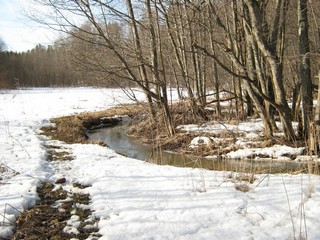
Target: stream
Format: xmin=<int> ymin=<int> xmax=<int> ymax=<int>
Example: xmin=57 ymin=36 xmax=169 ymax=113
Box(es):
xmin=88 ymin=125 xmax=309 ymax=174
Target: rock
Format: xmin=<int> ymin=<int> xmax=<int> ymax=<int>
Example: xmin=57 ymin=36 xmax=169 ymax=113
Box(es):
xmin=190 ymin=136 xmax=213 ymax=148
xmin=55 ymin=178 xmax=66 ymax=184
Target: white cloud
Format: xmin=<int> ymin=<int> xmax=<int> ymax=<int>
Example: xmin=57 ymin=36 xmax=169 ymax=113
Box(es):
xmin=0 ymin=0 xmax=59 ymax=52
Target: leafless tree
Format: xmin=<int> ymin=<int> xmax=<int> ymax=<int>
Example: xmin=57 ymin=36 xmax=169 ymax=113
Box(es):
xmin=26 ymin=0 xmax=177 ymax=135
xmin=298 ymin=0 xmax=313 ymax=139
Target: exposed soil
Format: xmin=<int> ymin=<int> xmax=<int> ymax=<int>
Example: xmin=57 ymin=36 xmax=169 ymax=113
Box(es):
xmin=12 ymin=181 xmax=100 ymax=240
xmin=12 ymin=142 xmax=101 ymax=240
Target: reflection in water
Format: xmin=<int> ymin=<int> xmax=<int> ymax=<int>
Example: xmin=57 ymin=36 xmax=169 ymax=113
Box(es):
xmin=89 ymin=125 xmax=152 ymax=160
xmin=88 ymin=125 xmax=311 ymax=174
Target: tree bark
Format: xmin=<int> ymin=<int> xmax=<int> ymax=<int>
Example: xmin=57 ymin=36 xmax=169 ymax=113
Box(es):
xmin=126 ymin=0 xmax=156 ymax=119
xmin=244 ymin=0 xmax=296 ymax=140
xmin=298 ymin=0 xmax=313 ymax=139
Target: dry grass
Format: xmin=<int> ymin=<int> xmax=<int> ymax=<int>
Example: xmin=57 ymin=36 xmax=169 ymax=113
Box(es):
xmin=41 ymin=103 xmax=145 ymax=143
xmin=40 ymin=100 xmax=301 ymax=160
xmin=39 ymin=101 xmax=314 ymax=173
xmin=12 ymin=140 xmax=101 ymax=240
xmin=13 ymin=182 xmax=100 ymax=240
xmin=48 ymin=150 xmax=74 ymax=161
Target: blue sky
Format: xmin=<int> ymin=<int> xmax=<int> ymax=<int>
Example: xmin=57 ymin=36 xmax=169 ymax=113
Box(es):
xmin=0 ymin=0 xmax=58 ymax=52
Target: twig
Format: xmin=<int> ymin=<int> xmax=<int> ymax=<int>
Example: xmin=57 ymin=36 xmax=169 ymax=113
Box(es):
xmin=1 ymin=203 xmax=22 ymax=227
xmin=216 ymin=120 xmax=237 ymax=138
xmin=253 ymin=174 xmax=269 ymax=188
xmin=0 ymin=126 xmax=32 ymax=159
xmin=0 ymin=163 xmax=19 ymax=175
xmin=281 ymin=175 xmax=295 ymax=237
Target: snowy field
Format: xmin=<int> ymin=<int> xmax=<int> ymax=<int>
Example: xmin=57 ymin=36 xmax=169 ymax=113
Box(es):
xmin=0 ymin=88 xmax=320 ymax=239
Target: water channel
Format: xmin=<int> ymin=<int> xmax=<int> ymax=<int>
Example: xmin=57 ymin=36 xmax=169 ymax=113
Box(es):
xmin=88 ymin=124 xmax=310 ymax=174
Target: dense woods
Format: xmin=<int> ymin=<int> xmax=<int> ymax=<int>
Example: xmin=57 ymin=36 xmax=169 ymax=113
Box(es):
xmin=0 ymin=44 xmax=77 ymax=88
xmin=1 ymin=0 xmax=320 ymax=144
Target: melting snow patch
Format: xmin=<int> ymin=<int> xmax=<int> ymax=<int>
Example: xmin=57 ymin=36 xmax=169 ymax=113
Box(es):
xmin=190 ymin=136 xmax=213 ymax=148
xmin=226 ymin=145 xmax=305 ymax=159
xmin=64 ymin=215 xmax=81 ymax=235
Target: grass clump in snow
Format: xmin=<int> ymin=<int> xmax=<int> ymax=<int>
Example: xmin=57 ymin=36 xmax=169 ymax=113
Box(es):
xmin=227 ymin=172 xmax=256 ymax=193
xmin=72 ymin=182 xmax=92 ymax=189
xmin=48 ymin=149 xmax=74 ymax=161
xmin=13 ymin=182 xmax=100 ymax=240
xmin=13 ymin=182 xmax=71 ymax=239
xmin=12 ymin=140 xmax=101 ymax=240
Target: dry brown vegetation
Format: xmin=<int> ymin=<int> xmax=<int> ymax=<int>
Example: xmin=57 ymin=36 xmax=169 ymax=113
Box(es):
xmin=40 ymin=103 xmax=146 ymax=143
xmin=12 ymin=140 xmax=101 ymax=239
xmin=40 ymin=101 xmax=299 ymax=158
xmin=40 ymin=101 xmax=204 ymax=151
xmin=13 ymin=181 xmax=100 ymax=240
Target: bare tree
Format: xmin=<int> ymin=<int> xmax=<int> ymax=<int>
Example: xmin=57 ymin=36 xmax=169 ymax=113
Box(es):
xmin=26 ymin=0 xmax=177 ymax=135
xmin=17 ymin=0 xmax=320 ymax=143
xmin=298 ymin=0 xmax=313 ymax=139
xmin=192 ymin=0 xmax=296 ymax=140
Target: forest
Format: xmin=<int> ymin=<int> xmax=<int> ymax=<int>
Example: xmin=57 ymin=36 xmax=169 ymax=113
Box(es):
xmin=1 ymin=0 xmax=320 ymax=146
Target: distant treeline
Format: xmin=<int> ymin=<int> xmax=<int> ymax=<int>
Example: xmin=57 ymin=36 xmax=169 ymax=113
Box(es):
xmin=0 ymin=45 xmax=74 ymax=88
xmin=2 ymin=0 xmax=320 ymax=141
xmin=0 ymin=42 xmax=127 ymax=88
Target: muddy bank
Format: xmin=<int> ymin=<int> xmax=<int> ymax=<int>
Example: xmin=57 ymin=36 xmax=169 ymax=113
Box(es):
xmin=40 ymin=104 xmax=145 ymax=144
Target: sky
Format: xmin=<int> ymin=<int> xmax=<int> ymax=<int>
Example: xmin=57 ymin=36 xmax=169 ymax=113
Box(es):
xmin=0 ymin=0 xmax=58 ymax=52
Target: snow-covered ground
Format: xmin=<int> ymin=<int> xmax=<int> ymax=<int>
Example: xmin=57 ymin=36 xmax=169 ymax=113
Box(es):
xmin=0 ymin=88 xmax=320 ymax=239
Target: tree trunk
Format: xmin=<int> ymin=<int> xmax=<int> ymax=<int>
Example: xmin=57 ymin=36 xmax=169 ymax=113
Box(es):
xmin=244 ymin=0 xmax=296 ymax=140
xmin=126 ymin=0 xmax=156 ymax=119
xmin=147 ymin=0 xmax=176 ymax=136
xmin=299 ymin=0 xmax=313 ymax=139
xmin=310 ymin=71 xmax=320 ymax=153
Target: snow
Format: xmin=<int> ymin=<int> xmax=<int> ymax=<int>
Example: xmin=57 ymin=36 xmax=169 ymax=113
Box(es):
xmin=226 ymin=145 xmax=305 ymax=159
xmin=190 ymin=136 xmax=213 ymax=148
xmin=0 ymin=87 xmax=320 ymax=239
xmin=177 ymin=119 xmax=267 ymax=136
xmin=180 ymin=120 xmax=307 ymax=160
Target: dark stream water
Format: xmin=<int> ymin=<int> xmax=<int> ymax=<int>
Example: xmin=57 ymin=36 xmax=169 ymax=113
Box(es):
xmin=88 ymin=125 xmax=310 ymax=174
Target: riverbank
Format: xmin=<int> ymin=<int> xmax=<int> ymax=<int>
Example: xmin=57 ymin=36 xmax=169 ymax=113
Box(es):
xmin=1 ymin=88 xmax=320 ymax=239
xmin=41 ymin=100 xmax=309 ymax=166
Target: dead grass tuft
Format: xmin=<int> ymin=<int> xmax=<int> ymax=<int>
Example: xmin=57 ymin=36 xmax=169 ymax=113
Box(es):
xmin=49 ymin=150 xmax=74 ymax=161
xmin=235 ymin=183 xmax=251 ymax=192
xmin=13 ymin=182 xmax=100 ymax=240
xmin=227 ymin=172 xmax=256 ymax=192
xmin=13 ymin=182 xmax=70 ymax=239
xmin=12 ymin=138 xmax=102 ymax=240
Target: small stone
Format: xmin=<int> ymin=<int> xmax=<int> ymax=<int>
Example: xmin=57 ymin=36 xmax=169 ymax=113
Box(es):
xmin=55 ymin=178 xmax=66 ymax=184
